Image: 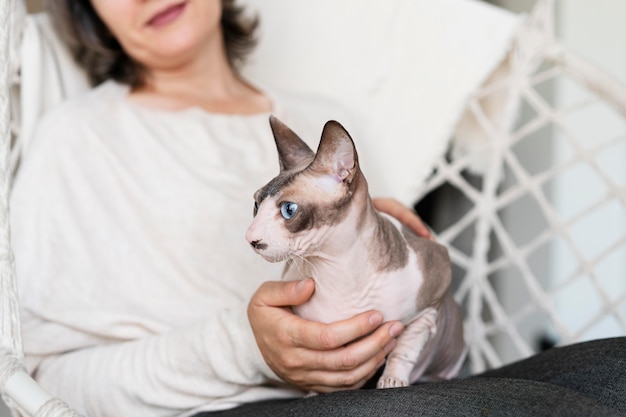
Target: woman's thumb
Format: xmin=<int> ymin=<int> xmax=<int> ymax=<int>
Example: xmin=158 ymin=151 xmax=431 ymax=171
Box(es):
xmin=292 ymin=278 xmax=315 ymax=305
xmin=253 ymin=278 xmax=315 ymax=308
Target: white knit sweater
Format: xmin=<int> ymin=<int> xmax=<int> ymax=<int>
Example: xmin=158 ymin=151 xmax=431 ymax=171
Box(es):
xmin=10 ymin=81 xmax=306 ymax=417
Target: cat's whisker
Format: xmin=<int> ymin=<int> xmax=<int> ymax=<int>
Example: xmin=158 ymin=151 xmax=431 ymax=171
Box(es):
xmin=286 ymin=250 xmax=304 ymax=277
xmin=282 ymin=253 xmax=293 ymax=264
xmin=313 ymin=242 xmax=323 ymax=255
xmin=288 ymin=249 xmax=319 ymax=278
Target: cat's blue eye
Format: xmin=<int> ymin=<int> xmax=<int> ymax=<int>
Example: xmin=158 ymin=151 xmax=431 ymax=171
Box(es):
xmin=280 ymin=202 xmax=298 ymax=220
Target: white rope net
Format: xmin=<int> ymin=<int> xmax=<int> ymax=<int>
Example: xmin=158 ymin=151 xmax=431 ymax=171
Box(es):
xmin=1 ymin=1 xmax=83 ymax=416
xmin=0 ymin=0 xmax=24 ymax=413
xmin=418 ymin=0 xmax=626 ymax=372
xmin=1 ymin=0 xmax=22 ymax=379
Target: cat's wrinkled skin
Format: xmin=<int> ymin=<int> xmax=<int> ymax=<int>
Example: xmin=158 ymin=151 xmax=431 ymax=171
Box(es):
xmin=246 ymin=116 xmax=466 ymax=389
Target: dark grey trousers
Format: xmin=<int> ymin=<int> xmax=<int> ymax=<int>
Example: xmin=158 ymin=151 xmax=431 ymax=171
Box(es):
xmin=196 ymin=337 xmax=626 ymax=417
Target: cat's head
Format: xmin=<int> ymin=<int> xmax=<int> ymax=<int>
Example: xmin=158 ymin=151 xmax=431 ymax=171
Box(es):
xmin=246 ymin=116 xmax=366 ymax=262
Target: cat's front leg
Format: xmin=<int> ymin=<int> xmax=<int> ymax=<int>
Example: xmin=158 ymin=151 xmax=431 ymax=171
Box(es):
xmin=377 ymin=307 xmax=438 ymax=389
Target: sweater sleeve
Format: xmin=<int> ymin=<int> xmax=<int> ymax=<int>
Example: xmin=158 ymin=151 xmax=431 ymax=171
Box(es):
xmin=11 ymin=89 xmax=300 ymax=416
xmin=34 ymin=306 xmax=282 ymax=417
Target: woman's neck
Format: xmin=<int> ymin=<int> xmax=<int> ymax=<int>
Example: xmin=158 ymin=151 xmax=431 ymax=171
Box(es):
xmin=129 ymin=47 xmax=271 ymax=115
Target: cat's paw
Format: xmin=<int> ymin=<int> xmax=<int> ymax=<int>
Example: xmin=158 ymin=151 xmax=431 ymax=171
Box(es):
xmin=376 ymin=376 xmax=409 ymax=389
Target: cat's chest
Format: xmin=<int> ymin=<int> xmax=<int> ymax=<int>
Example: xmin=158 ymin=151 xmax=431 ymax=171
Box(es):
xmin=286 ymin=252 xmax=424 ymax=324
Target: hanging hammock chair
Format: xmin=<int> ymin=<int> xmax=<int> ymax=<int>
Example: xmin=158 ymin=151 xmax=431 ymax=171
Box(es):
xmin=1 ymin=0 xmax=625 ymax=415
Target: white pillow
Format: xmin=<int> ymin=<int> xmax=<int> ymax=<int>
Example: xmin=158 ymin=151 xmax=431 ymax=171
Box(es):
xmin=13 ymin=12 xmax=90 ymax=174
xmin=240 ymin=0 xmax=521 ymax=203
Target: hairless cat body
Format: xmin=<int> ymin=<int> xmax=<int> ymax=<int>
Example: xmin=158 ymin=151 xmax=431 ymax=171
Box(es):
xmin=246 ymin=117 xmax=466 ymax=389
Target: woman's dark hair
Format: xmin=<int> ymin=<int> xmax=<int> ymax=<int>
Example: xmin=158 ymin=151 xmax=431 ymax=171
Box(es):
xmin=47 ymin=0 xmax=259 ymax=87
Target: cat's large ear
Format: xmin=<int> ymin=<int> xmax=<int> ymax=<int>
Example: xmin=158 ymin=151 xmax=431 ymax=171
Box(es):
xmin=308 ymin=120 xmax=358 ymax=184
xmin=269 ymin=116 xmax=315 ymax=171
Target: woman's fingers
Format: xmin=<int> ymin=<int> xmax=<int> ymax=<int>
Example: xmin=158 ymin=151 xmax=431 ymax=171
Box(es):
xmin=301 ymin=353 xmax=387 ymax=392
xmin=277 ymin=323 xmax=400 ymax=391
xmin=247 ymin=279 xmax=404 ymax=392
xmin=306 ymin=321 xmax=401 ymax=371
xmin=288 ymin=309 xmax=383 ymax=350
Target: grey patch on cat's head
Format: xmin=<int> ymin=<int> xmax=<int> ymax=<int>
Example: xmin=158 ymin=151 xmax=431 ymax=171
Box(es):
xmin=256 ymin=117 xmax=369 ymax=233
xmin=283 ymin=190 xmax=354 ymax=234
xmin=253 ymin=170 xmax=358 ymax=234
xmin=254 ymin=171 xmax=300 ymax=205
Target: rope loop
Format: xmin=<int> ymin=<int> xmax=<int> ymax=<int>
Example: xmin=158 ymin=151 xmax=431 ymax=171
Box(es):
xmin=0 ymin=348 xmax=26 ymax=415
xmin=35 ymin=398 xmax=85 ymax=417
xmin=0 ymin=348 xmax=25 ymax=390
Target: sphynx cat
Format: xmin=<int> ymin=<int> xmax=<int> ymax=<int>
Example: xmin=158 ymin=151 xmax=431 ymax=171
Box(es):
xmin=246 ymin=116 xmax=466 ymax=388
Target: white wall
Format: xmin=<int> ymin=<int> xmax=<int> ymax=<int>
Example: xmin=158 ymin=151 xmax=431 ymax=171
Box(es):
xmin=490 ymin=0 xmax=626 ymax=360
xmin=550 ymin=0 xmax=626 ymax=340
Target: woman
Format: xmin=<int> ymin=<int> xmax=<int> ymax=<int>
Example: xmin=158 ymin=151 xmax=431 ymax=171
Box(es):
xmin=11 ymin=0 xmax=421 ymax=415
xmin=11 ymin=1 xmax=625 ymax=416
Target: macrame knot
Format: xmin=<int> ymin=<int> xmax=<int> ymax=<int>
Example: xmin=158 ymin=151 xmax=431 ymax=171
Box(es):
xmin=0 ymin=348 xmax=26 ymax=413
xmin=0 ymin=348 xmax=25 ymax=390
xmin=35 ymin=398 xmax=86 ymax=417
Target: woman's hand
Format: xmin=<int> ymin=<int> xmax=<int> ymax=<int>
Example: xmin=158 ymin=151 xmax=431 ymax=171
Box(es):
xmin=373 ymin=198 xmax=434 ymax=241
xmin=248 ymin=278 xmax=404 ymax=393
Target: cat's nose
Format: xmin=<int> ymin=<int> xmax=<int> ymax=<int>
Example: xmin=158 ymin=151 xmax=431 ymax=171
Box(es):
xmin=250 ymin=239 xmax=267 ymax=250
